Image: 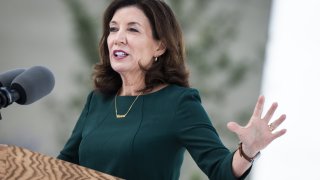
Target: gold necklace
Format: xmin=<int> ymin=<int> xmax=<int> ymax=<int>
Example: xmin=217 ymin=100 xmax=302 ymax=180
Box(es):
xmin=114 ymin=91 xmax=143 ymax=119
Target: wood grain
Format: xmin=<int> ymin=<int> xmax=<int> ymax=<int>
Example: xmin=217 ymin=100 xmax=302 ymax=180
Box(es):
xmin=0 ymin=144 xmax=124 ymax=180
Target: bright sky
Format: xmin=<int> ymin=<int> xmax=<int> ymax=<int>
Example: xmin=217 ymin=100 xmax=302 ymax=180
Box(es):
xmin=253 ymin=0 xmax=320 ymax=179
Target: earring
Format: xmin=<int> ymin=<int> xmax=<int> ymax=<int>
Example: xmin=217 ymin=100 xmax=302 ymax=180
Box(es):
xmin=155 ymin=57 xmax=158 ymax=62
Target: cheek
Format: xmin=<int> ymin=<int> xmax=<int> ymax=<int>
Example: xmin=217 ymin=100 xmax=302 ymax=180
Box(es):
xmin=107 ymin=36 xmax=113 ymax=50
xmin=140 ymin=45 xmax=157 ymax=62
xmin=107 ymin=36 xmax=111 ymax=50
xmin=139 ymin=55 xmax=154 ymax=67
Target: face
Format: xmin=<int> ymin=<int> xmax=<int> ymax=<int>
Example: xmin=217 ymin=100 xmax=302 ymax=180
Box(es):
xmin=107 ymin=6 xmax=164 ymax=75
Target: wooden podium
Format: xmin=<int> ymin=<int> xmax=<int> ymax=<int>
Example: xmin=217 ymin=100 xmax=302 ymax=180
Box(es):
xmin=0 ymin=144 xmax=123 ymax=180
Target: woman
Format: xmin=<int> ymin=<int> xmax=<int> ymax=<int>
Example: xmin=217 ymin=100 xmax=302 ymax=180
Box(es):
xmin=58 ymin=0 xmax=287 ymax=179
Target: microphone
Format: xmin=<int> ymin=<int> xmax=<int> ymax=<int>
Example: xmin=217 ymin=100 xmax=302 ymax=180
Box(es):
xmin=11 ymin=66 xmax=55 ymax=105
xmin=0 ymin=66 xmax=55 ymax=109
xmin=0 ymin=68 xmax=26 ymax=87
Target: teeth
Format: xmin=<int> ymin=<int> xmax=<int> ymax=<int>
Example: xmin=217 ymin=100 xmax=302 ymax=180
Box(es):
xmin=115 ymin=51 xmax=127 ymax=57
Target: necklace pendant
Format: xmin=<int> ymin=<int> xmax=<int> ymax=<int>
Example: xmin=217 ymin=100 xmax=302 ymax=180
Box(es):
xmin=114 ymin=91 xmax=143 ymax=119
xmin=116 ymin=114 xmax=126 ymax=119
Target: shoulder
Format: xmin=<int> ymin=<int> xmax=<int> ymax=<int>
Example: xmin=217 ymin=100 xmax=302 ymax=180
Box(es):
xmin=157 ymin=85 xmax=204 ymax=115
xmin=83 ymin=90 xmax=114 ymax=109
xmin=90 ymin=90 xmax=114 ymax=100
xmin=143 ymin=84 xmax=203 ymax=112
xmin=168 ymin=85 xmax=202 ymax=103
xmin=171 ymin=85 xmax=213 ymax=129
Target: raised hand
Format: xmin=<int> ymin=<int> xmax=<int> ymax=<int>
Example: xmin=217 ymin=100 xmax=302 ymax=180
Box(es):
xmin=227 ymin=95 xmax=287 ymax=157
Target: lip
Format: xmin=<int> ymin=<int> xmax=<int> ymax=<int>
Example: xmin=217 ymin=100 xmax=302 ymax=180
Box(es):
xmin=112 ymin=50 xmax=129 ymax=60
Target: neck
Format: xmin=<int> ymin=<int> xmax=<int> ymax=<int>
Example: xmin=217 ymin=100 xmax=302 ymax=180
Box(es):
xmin=119 ymin=72 xmax=145 ymax=96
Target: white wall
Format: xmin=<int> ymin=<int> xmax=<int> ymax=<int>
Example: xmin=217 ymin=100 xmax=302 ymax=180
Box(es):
xmin=253 ymin=0 xmax=320 ymax=179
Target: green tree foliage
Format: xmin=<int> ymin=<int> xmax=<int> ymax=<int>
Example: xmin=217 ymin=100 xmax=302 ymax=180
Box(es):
xmin=168 ymin=1 xmax=248 ymax=99
xmin=64 ymin=0 xmax=100 ymax=66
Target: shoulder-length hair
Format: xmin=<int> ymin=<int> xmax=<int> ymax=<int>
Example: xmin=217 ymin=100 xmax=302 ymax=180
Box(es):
xmin=93 ymin=0 xmax=189 ymax=96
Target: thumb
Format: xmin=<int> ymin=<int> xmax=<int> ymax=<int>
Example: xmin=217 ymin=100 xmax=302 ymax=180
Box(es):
xmin=227 ymin=121 xmax=242 ymax=134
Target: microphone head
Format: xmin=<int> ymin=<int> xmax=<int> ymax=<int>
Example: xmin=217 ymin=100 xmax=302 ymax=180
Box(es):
xmin=0 ymin=68 xmax=26 ymax=87
xmin=11 ymin=66 xmax=55 ymax=105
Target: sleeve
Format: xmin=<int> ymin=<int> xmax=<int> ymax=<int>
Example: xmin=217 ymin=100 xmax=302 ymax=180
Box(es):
xmin=173 ymin=89 xmax=250 ymax=180
xmin=57 ymin=91 xmax=94 ymax=164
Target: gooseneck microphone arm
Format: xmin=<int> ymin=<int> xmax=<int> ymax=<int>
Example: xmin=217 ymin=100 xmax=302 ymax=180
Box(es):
xmin=0 ymin=87 xmax=18 ymax=120
xmin=0 ymin=87 xmax=20 ymax=120
xmin=0 ymin=87 xmax=20 ymax=108
xmin=0 ymin=69 xmax=25 ymax=120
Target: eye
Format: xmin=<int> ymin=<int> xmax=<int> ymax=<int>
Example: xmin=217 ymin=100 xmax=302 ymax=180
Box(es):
xmin=128 ymin=28 xmax=139 ymax=32
xmin=109 ymin=27 xmax=118 ymax=32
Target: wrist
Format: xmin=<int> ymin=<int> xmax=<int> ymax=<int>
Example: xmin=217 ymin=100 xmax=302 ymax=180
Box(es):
xmin=241 ymin=143 xmax=258 ymax=157
xmin=238 ymin=142 xmax=260 ymax=163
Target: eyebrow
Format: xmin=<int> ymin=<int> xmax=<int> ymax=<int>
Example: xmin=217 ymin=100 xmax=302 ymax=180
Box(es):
xmin=109 ymin=21 xmax=142 ymax=27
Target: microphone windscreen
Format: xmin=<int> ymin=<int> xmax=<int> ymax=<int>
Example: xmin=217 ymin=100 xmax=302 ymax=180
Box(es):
xmin=0 ymin=69 xmax=26 ymax=87
xmin=11 ymin=66 xmax=55 ymax=105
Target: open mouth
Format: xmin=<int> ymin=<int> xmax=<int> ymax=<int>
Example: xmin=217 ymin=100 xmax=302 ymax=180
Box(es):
xmin=113 ymin=50 xmax=129 ymax=58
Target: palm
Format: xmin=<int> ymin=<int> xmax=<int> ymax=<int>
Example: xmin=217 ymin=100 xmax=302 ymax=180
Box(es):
xmin=227 ymin=96 xmax=287 ymax=155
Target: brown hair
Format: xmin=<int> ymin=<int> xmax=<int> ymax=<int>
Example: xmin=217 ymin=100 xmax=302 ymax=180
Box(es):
xmin=93 ymin=0 xmax=189 ymax=96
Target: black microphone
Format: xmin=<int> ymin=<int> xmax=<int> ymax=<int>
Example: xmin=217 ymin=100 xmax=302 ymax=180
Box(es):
xmin=0 ymin=68 xmax=26 ymax=87
xmin=0 ymin=66 xmax=55 ymax=109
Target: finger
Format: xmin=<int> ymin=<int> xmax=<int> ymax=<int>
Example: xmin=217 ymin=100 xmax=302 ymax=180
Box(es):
xmin=253 ymin=95 xmax=265 ymax=118
xmin=227 ymin=121 xmax=243 ymax=135
xmin=271 ymin=129 xmax=287 ymax=140
xmin=263 ymin=102 xmax=278 ymax=123
xmin=269 ymin=114 xmax=286 ymax=131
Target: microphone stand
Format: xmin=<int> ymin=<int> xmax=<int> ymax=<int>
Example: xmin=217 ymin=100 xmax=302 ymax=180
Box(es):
xmin=0 ymin=89 xmax=4 ymax=120
xmin=0 ymin=87 xmax=6 ymax=120
xmin=0 ymin=86 xmax=14 ymax=120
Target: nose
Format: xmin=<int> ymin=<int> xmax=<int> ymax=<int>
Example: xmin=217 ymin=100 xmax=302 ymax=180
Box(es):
xmin=114 ymin=30 xmax=127 ymax=45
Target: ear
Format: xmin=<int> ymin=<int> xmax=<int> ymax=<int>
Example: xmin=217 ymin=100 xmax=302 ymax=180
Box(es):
xmin=154 ymin=41 xmax=166 ymax=57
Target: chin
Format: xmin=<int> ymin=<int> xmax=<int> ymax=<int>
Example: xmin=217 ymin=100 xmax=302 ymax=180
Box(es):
xmin=111 ymin=65 xmax=131 ymax=74
xmin=111 ymin=61 xmax=138 ymax=74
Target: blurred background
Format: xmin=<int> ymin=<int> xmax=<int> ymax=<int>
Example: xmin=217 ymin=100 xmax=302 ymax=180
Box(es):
xmin=0 ymin=0 xmax=299 ymax=179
